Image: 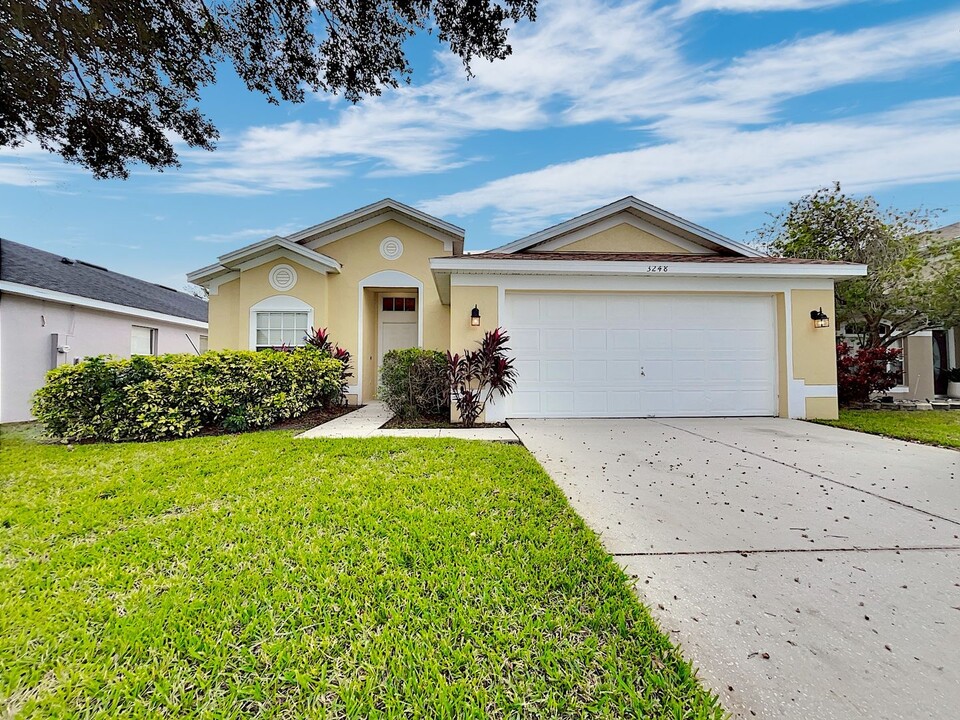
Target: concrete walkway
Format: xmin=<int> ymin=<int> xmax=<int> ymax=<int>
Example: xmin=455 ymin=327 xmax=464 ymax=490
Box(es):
xmin=513 ymin=417 xmax=960 ymax=720
xmin=297 ymin=401 xmax=519 ymax=441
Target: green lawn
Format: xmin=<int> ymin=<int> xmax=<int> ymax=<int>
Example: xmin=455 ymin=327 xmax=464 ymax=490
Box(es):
xmin=814 ymin=410 xmax=960 ymax=449
xmin=0 ymin=427 xmax=723 ymax=718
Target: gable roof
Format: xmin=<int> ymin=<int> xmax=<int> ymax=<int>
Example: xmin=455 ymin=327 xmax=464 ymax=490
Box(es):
xmin=286 ymin=198 xmax=465 ymax=251
xmin=187 ymin=236 xmax=341 ymax=286
xmin=489 ymin=196 xmax=766 ymax=257
xmin=1 ymin=238 xmax=208 ymax=323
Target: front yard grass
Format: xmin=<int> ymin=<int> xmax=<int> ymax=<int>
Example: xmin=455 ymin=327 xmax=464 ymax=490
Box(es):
xmin=0 ymin=428 xmax=723 ymax=718
xmin=814 ymin=409 xmax=960 ymax=449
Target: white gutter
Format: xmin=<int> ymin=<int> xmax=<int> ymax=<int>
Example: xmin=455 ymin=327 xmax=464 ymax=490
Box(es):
xmin=429 ymin=258 xmax=868 ymax=279
xmin=0 ymin=281 xmax=209 ymax=330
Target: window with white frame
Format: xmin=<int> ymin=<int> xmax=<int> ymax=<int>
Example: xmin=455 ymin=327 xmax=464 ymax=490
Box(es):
xmin=131 ymin=326 xmax=157 ymax=355
xmin=249 ymin=295 xmax=314 ymax=351
xmin=198 ymin=335 xmax=209 ymax=353
xmin=254 ymin=311 xmax=309 ymax=350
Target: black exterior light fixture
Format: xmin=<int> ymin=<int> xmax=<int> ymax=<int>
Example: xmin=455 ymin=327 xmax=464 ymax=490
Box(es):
xmin=810 ymin=307 xmax=830 ymax=328
xmin=470 ymin=305 xmax=481 ymax=327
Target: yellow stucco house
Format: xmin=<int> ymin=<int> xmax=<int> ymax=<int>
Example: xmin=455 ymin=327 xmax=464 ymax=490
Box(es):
xmin=188 ymin=197 xmax=866 ymax=421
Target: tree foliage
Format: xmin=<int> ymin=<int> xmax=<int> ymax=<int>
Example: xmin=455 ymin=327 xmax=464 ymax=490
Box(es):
xmin=760 ymin=183 xmax=960 ymax=347
xmin=0 ymin=0 xmax=537 ymax=178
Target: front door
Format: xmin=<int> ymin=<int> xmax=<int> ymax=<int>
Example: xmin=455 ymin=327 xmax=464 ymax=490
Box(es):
xmin=933 ymin=330 xmax=949 ymax=396
xmin=378 ymin=294 xmax=419 ymax=372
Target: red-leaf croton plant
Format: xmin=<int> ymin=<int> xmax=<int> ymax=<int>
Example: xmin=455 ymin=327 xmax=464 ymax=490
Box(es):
xmin=447 ymin=328 xmax=518 ymax=427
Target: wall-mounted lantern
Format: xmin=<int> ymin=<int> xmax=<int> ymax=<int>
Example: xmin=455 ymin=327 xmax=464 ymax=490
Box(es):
xmin=470 ymin=305 xmax=481 ymax=327
xmin=810 ymin=307 xmax=830 ymax=329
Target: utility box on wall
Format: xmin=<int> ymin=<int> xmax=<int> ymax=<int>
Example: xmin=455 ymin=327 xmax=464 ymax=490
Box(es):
xmin=49 ymin=333 xmax=71 ymax=370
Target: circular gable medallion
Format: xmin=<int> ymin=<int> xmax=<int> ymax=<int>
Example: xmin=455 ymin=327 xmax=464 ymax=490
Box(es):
xmin=380 ymin=236 xmax=404 ymax=260
xmin=268 ymin=263 xmax=298 ymax=292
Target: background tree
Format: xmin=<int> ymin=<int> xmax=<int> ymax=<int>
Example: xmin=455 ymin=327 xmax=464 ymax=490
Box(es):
xmin=759 ymin=183 xmax=960 ymax=348
xmin=0 ymin=0 xmax=537 ymax=178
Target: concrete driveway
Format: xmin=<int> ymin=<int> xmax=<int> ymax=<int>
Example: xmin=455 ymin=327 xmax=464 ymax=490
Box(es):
xmin=511 ymin=417 xmax=960 ymax=720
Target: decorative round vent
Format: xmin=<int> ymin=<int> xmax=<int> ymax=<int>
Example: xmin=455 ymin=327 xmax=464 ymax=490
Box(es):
xmin=268 ymin=263 xmax=298 ymax=292
xmin=379 ymin=236 xmax=404 ymax=260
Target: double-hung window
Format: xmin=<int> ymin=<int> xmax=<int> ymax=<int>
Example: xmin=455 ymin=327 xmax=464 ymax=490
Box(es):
xmin=254 ymin=311 xmax=309 ymax=350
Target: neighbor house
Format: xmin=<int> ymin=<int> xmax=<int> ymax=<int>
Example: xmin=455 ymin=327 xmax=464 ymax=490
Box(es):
xmin=188 ymin=197 xmax=866 ymax=421
xmin=0 ymin=238 xmax=209 ymax=423
xmin=836 ymin=221 xmax=960 ymax=401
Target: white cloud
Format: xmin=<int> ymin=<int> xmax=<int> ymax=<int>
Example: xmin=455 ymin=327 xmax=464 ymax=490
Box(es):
xmin=422 ymin=97 xmax=960 ymax=237
xmin=193 ymin=223 xmax=303 ymax=244
xmin=0 ymin=142 xmax=66 ymax=187
xmin=690 ymin=9 xmax=960 ymax=125
xmin=172 ymin=2 xmax=960 ymax=196
xmin=675 ymin=0 xmax=865 ymax=17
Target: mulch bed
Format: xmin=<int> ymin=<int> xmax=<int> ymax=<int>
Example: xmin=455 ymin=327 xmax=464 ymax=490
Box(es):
xmin=198 ymin=404 xmax=357 ymax=437
xmin=382 ymin=413 xmax=508 ymax=430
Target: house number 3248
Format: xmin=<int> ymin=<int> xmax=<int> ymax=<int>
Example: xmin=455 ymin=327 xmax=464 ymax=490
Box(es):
xmin=646 ymin=265 xmax=669 ymax=272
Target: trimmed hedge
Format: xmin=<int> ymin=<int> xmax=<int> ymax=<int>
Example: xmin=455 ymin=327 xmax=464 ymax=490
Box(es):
xmin=32 ymin=349 xmax=346 ymax=442
xmin=378 ymin=348 xmax=449 ymax=419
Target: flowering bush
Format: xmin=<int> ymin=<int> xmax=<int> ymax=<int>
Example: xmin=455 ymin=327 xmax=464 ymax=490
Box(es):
xmin=836 ymin=341 xmax=903 ymax=405
xmin=448 ymin=328 xmax=517 ymax=427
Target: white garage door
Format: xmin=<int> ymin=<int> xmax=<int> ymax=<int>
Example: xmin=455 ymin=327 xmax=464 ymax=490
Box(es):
xmin=504 ymin=293 xmax=778 ymax=418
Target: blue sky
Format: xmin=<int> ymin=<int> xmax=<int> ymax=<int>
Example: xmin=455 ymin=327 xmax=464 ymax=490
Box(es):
xmin=2 ymin=0 xmax=959 ymax=287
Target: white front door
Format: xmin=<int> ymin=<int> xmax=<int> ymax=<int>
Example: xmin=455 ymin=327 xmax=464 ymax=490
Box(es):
xmin=378 ymin=294 xmax=419 ymax=370
xmin=504 ymin=292 xmax=778 ymax=418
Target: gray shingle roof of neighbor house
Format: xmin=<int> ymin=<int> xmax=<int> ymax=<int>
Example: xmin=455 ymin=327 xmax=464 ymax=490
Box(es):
xmin=0 ymin=237 xmax=208 ymax=323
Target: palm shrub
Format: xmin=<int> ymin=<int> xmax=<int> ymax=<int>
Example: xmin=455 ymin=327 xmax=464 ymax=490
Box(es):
xmin=379 ymin=348 xmax=449 ymax=419
xmin=33 ymin=348 xmax=345 ymax=442
xmin=448 ymin=328 xmax=518 ymax=427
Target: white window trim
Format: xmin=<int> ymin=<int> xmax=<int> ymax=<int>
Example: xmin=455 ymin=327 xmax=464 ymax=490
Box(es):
xmin=248 ymin=295 xmax=314 ymax=351
xmin=131 ymin=325 xmax=158 ymax=356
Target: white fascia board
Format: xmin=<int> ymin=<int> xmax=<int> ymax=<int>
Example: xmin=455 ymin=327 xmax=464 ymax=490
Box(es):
xmin=188 ymin=238 xmax=340 ymax=286
xmin=186 ymin=262 xmax=226 ymax=284
xmin=286 ymin=198 xmax=465 ymax=244
xmin=429 ymin=257 xmax=868 ymax=279
xmin=299 ymin=210 xmax=461 ymax=251
xmin=0 ymin=281 xmax=209 ymax=330
xmin=491 ymin=196 xmax=766 ymax=257
xmin=219 ymin=237 xmax=341 ymax=273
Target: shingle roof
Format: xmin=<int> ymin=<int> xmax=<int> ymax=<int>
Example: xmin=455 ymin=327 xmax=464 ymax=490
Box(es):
xmin=465 ymin=252 xmax=859 ymax=264
xmin=1 ymin=238 xmax=208 ymax=323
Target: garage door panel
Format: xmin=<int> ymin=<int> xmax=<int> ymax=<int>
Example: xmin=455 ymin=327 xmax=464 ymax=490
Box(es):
xmin=609 ymin=329 xmax=640 ymax=350
xmin=543 ymin=391 xmax=575 ymax=414
xmin=543 ymin=297 xmax=574 ymax=323
xmin=510 ymin=295 xmax=542 ymax=324
xmin=673 ymin=359 xmax=706 ymax=383
xmin=543 ymin=360 xmax=574 ymax=382
xmin=514 ymin=359 xmax=541 ymax=382
xmin=542 ymin=328 xmax=574 ymax=351
xmin=573 ymin=296 xmax=606 ymax=323
xmin=511 ymin=328 xmax=540 ymax=352
xmin=610 ymin=391 xmax=643 ymax=413
xmin=575 ymin=328 xmax=606 ymax=351
xmin=607 ymin=297 xmax=641 ymax=323
xmin=575 ymin=391 xmax=607 ymax=414
xmin=505 ymin=292 xmax=777 ymax=418
xmin=575 ymin=360 xmax=607 ymax=382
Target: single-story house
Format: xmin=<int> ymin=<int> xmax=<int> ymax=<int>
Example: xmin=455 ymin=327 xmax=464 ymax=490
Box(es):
xmin=0 ymin=238 xmax=209 ymax=423
xmin=837 ymin=221 xmax=958 ymax=401
xmin=188 ymin=197 xmax=866 ymax=421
